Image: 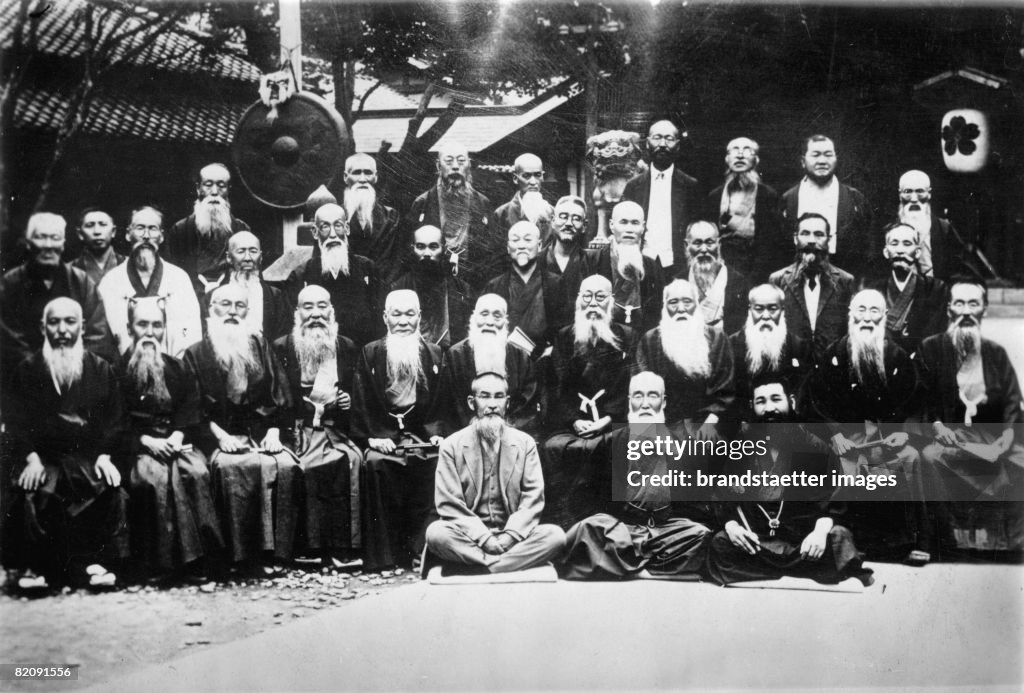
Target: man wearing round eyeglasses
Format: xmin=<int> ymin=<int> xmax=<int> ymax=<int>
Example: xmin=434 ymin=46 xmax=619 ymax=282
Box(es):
xmin=622 ymin=119 xmax=701 ymax=277
xmin=98 ymin=205 xmax=201 ymax=357
xmin=536 ymin=195 xmax=595 ymax=302
xmin=893 ymin=169 xmax=964 ymax=280
xmin=287 ymin=203 xmax=381 ymax=346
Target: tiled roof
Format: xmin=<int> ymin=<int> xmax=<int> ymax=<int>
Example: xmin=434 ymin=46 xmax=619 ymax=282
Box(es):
xmin=0 ymin=0 xmax=260 ymax=83
xmin=14 ymin=85 xmax=245 ymax=145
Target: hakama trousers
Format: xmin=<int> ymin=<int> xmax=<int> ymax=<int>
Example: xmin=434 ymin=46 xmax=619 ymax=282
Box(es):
xmin=425 ymin=521 xmax=566 ymax=573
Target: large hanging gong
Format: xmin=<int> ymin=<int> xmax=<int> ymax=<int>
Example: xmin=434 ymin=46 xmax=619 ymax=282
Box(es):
xmin=232 ymin=92 xmax=348 ymax=209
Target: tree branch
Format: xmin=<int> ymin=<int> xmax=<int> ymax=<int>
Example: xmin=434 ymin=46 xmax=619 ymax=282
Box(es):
xmin=354 ymin=78 xmax=384 ymax=122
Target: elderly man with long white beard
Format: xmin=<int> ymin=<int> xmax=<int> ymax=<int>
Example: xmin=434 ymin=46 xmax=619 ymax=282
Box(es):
xmin=183 ymin=284 xmax=300 ymax=571
xmin=3 ymin=298 xmax=127 ymax=591
xmin=561 ymin=372 xmax=713 ymax=580
xmin=433 ymin=293 xmax=539 ymax=436
xmin=273 ymin=285 xmax=363 ymax=563
xmin=352 ymin=290 xmax=445 ymax=571
xmin=493 ymin=153 xmax=554 ymax=243
xmin=121 ymin=298 xmax=223 ymax=580
xmin=894 ymin=169 xmax=964 ymax=280
xmin=542 ymin=275 xmax=638 ymax=528
xmin=806 ymin=289 xmax=930 ymax=565
xmin=165 ymin=163 xmax=251 ymax=297
xmin=342 ymin=153 xmax=402 ymax=285
xmin=633 ymin=279 xmax=735 ymax=436
xmin=683 ymin=220 xmax=750 ymax=337
xmin=588 ymin=200 xmax=665 ymax=334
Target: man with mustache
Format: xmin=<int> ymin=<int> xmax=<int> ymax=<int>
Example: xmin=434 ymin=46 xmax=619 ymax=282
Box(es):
xmin=623 ymin=119 xmax=702 ymax=277
xmin=204 ymin=231 xmax=292 ymax=342
xmin=1 ymin=213 xmax=117 ymax=385
xmin=769 ymin=212 xmax=855 ymax=364
xmin=704 ymin=137 xmax=783 ymax=280
xmin=683 ymin=220 xmax=750 ymax=337
xmin=536 ymin=195 xmax=595 ymax=302
xmin=707 ymin=377 xmax=874 ymax=587
xmin=71 ymin=207 xmax=123 ymax=285
xmin=3 ymin=298 xmax=127 ymax=590
xmin=633 ymin=279 xmax=735 ymax=436
xmin=183 ymin=284 xmax=300 ymax=570
xmin=121 ymin=298 xmax=223 ymax=579
xmin=352 ymin=290 xmax=445 ymax=571
xmin=407 ymin=142 xmax=499 ymax=289
xmin=274 ymin=285 xmax=363 ymax=563
xmin=98 ymin=205 xmax=202 ymax=357
xmin=806 ymin=289 xmax=928 ymax=565
xmin=493 ymin=153 xmax=554 ymax=243
xmin=288 ymin=203 xmax=381 ymax=347
xmin=542 ymin=275 xmax=638 ymax=528
xmin=390 ymin=224 xmax=474 ymax=350
xmin=165 ymin=163 xmax=251 ymax=297
xmin=433 ymin=294 xmax=539 ymax=436
xmin=919 ymin=279 xmax=1024 ymax=504
xmin=483 ymin=220 xmax=567 ymax=357
xmin=425 ymin=372 xmax=565 ymax=575
xmin=561 ymin=372 xmax=713 ymax=580
xmin=588 ymin=201 xmax=665 ymax=333
xmin=781 ymin=135 xmax=874 ymax=280
xmin=893 ymin=170 xmax=964 ymax=280
xmin=342 ymin=153 xmax=403 ymax=286
xmin=861 ymin=222 xmax=948 ymax=356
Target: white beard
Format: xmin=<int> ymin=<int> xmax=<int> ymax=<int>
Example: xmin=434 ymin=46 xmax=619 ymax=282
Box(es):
xmin=127 ymin=339 xmax=171 ymax=406
xmin=744 ymin=314 xmax=787 ymax=375
xmin=131 ymin=243 xmax=159 ymax=273
xmin=385 ymin=332 xmax=424 ymax=386
xmin=691 ymin=257 xmax=722 ymax=298
xmin=293 ymin=321 xmax=338 ymax=384
xmin=899 ymin=203 xmax=932 ymax=238
xmin=948 ymin=320 xmax=982 ymax=365
xmin=573 ymin=310 xmax=620 ymax=352
xmin=194 ymin=198 xmax=233 ymax=239
xmin=848 ymin=320 xmax=887 ymax=385
xmin=467 ymin=323 xmax=508 ymax=376
xmin=659 ymin=312 xmax=711 ymax=378
xmin=320 ymin=241 xmax=350 ymax=279
xmin=520 ymin=191 xmax=552 ymax=226
xmin=474 ymin=413 xmax=505 ymax=445
xmin=206 ymin=318 xmax=261 ymax=382
xmin=628 ymin=408 xmax=666 ymax=424
xmin=231 ymin=269 xmax=260 ymax=289
xmin=43 ymin=338 xmax=84 ymax=391
xmin=344 ymin=187 xmax=377 ymax=232
xmin=613 ymin=242 xmax=645 ymax=281
xmin=725 ymin=170 xmax=760 ymax=192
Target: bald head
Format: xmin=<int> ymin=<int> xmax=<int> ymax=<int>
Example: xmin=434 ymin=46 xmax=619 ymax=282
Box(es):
xmin=42 ymin=297 xmax=83 ymax=348
xmin=344 ymin=153 xmax=378 ymax=190
xmin=610 ymin=201 xmax=645 ymax=245
xmin=628 ymin=371 xmax=666 ymax=420
xmin=899 ymin=169 xmax=932 ymax=209
xmin=437 ymin=142 xmax=471 ymax=188
xmin=295 ymin=284 xmax=334 ymax=332
xmin=384 ymin=289 xmax=420 ymax=335
xmin=513 ymin=153 xmax=544 ymax=194
xmin=227 ymin=230 xmax=262 ymax=274
xmin=209 ymin=283 xmax=249 ymax=324
xmin=471 ymin=293 xmax=509 ymax=335
xmin=197 ymin=163 xmax=231 ymax=201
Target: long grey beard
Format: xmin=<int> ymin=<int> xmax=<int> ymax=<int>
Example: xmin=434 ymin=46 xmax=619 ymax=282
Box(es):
xmin=849 ymin=323 xmax=887 ymax=386
xmin=613 ymin=242 xmax=645 ymax=281
xmin=744 ymin=314 xmax=787 ymax=375
xmin=344 ymin=187 xmax=376 ymax=231
xmin=127 ymin=340 xmax=171 ymax=407
xmin=899 ymin=204 xmax=932 ymax=237
xmin=320 ymin=242 xmax=350 ymax=278
xmin=628 ymin=409 xmax=666 ymax=424
xmin=948 ymin=321 xmax=982 ymax=366
xmin=231 ymin=270 xmax=260 ymax=289
xmin=132 ymin=244 xmax=158 ymax=273
xmin=206 ymin=318 xmax=262 ymax=382
xmin=293 ymin=322 xmax=338 ymax=383
xmin=475 ymin=413 xmax=505 ymax=445
xmin=520 ymin=191 xmax=552 ymax=225
xmin=386 ymin=332 xmax=424 ymax=386
xmin=467 ymin=323 xmax=508 ymax=376
xmin=573 ymin=311 xmax=620 ymax=352
xmin=43 ymin=338 xmax=84 ymax=391
xmin=659 ymin=314 xmax=711 ymax=378
xmin=441 ymin=172 xmax=473 ymax=196
xmin=725 ymin=170 xmax=759 ymax=192
xmin=194 ymin=198 xmax=233 ymax=239
xmin=691 ymin=258 xmax=721 ymax=298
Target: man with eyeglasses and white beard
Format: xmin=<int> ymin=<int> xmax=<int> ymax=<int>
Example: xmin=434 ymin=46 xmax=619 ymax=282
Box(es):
xmin=433 ymin=293 xmax=540 ymax=436
xmin=342 ymin=153 xmax=403 ymax=287
xmin=493 ymin=153 xmax=554 ymax=243
xmin=274 ymin=285 xmax=364 ymax=564
xmin=352 ymin=290 xmax=445 ymax=572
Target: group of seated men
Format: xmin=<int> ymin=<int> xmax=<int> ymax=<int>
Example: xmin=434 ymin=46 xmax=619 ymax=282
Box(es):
xmin=1 ymin=126 xmax=1021 ymax=590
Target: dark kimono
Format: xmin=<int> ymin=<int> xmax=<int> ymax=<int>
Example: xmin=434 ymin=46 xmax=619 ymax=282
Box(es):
xmin=727 ymin=327 xmax=810 ymax=425
xmin=483 ymin=268 xmax=568 ymax=357
xmin=390 ymin=262 xmax=475 ymax=350
xmin=586 ymin=246 xmax=666 ymax=335
xmin=287 ymin=254 xmax=382 ymax=347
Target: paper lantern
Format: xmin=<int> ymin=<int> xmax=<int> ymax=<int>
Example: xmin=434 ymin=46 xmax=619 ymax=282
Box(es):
xmin=941 ymin=108 xmax=989 ymax=173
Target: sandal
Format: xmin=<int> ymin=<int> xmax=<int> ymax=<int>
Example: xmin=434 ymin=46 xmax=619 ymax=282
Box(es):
xmin=904 ymin=550 xmax=931 ymax=567
xmin=16 ymin=571 xmax=49 ymax=593
xmin=85 ymin=564 xmax=117 ymax=590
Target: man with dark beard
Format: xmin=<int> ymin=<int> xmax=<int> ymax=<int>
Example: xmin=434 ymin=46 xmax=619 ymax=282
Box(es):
xmin=0 ymin=213 xmax=117 ymax=386
xmin=3 ymin=298 xmax=127 ymax=590
xmin=561 ymin=372 xmax=713 ymax=580
xmin=287 ymin=203 xmax=381 ymax=347
xmin=426 ymin=372 xmax=565 ymax=575
xmin=769 ymin=212 xmax=855 ymax=365
xmin=919 ymin=279 xmax=1024 ymax=504
xmin=98 ymin=205 xmax=202 ymax=357
xmin=623 ymin=119 xmax=702 ymax=276
xmin=204 ymin=231 xmax=292 ymax=342
xmin=542 ymin=274 xmax=638 ymax=528
xmin=683 ymin=220 xmax=750 ymax=337
xmin=407 ymin=141 xmax=499 ymax=290
xmin=706 ymin=377 xmax=874 ymax=588
xmin=165 ymin=163 xmax=251 ymax=297
xmin=633 ymin=279 xmax=734 ymax=436
xmin=588 ymin=201 xmax=665 ymax=333
xmin=483 ymin=220 xmax=567 ymax=357
xmin=273 ymin=285 xmax=363 ymax=563
xmin=493 ymin=153 xmax=554 ymax=243
xmin=71 ymin=207 xmax=123 ymax=285
xmin=342 ymin=153 xmax=402 ymax=286
xmin=352 ymin=290 xmax=445 ymax=571
xmin=183 ymin=284 xmax=300 ymax=570
xmin=861 ymin=223 xmax=948 ymax=356
xmin=728 ymin=283 xmax=808 ymax=424
xmin=705 ymin=137 xmax=783 ymax=280
xmin=390 ymin=224 xmax=474 ymax=349
xmin=536 ymin=195 xmax=595 ymax=302
xmin=121 ymin=298 xmax=223 ymax=579
xmin=433 ymin=293 xmax=539 ymax=436
xmin=806 ymin=289 xmax=929 ymax=565
xmin=894 ymin=170 xmax=964 ymax=280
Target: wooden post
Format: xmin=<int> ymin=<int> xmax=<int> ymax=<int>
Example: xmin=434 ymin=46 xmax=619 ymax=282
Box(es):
xmin=280 ymin=0 xmax=303 ymax=249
